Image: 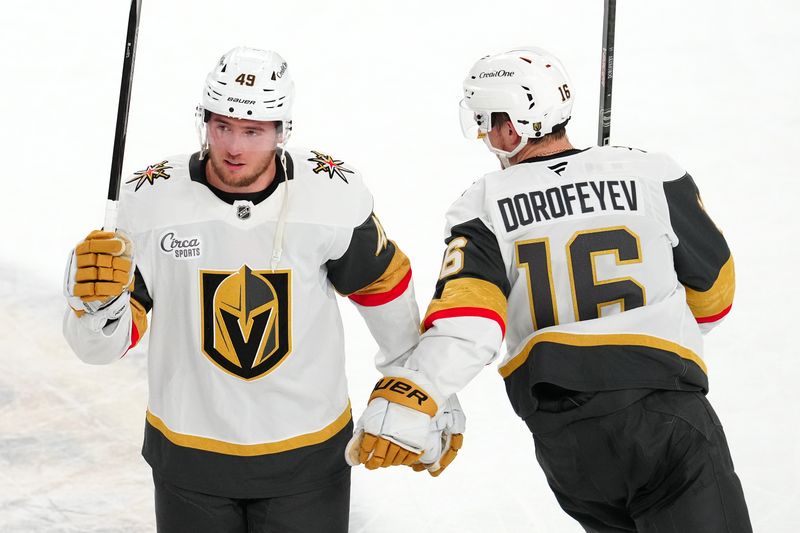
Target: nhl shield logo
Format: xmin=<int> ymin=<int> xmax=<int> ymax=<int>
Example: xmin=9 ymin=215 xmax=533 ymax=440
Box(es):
xmin=237 ymin=205 xmax=251 ymax=219
xmin=200 ymin=266 xmax=292 ymax=380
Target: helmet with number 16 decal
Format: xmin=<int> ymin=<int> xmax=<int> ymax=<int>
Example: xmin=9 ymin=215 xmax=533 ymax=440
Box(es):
xmin=459 ymin=46 xmax=573 ymax=159
xmin=196 ymin=47 xmax=295 ymax=154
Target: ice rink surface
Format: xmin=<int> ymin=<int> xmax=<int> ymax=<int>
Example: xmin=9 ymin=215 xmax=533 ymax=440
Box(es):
xmin=1 ymin=0 xmax=799 ymax=531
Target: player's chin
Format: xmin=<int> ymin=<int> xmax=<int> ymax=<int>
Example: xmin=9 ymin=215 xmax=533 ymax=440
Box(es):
xmin=216 ymin=170 xmax=247 ymax=186
xmin=231 ymin=172 xmax=262 ymax=188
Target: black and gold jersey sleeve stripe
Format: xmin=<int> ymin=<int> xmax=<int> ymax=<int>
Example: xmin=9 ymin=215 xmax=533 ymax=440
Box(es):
xmin=326 ymin=213 xmax=407 ymax=299
xmin=423 ymin=218 xmax=510 ymax=334
xmin=684 ymin=256 xmax=734 ymax=323
xmin=129 ymin=267 xmax=152 ymax=348
xmin=348 ymin=244 xmax=411 ymax=306
xmin=663 ymin=174 xmax=734 ymax=322
xmin=423 ymin=277 xmax=507 ymax=335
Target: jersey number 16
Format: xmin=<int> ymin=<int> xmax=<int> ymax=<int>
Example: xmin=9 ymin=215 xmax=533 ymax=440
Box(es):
xmin=516 ymin=226 xmax=645 ymax=330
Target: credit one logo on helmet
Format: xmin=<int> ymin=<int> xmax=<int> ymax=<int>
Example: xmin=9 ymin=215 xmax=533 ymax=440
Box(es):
xmin=200 ymin=266 xmax=292 ymax=380
xmin=478 ymin=70 xmax=515 ymax=78
xmin=275 ymin=62 xmax=287 ymax=79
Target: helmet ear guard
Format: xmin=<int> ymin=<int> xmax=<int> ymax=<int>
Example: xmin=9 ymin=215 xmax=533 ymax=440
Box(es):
xmin=195 ymin=105 xmax=209 ymax=159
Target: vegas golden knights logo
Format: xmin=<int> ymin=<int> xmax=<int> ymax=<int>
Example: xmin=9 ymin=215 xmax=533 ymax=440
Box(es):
xmin=200 ymin=266 xmax=292 ymax=380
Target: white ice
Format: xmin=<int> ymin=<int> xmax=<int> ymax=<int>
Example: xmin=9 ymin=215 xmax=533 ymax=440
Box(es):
xmin=1 ymin=0 xmax=799 ymax=531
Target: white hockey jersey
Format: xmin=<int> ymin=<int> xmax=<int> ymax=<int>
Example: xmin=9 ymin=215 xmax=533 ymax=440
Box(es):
xmin=63 ymin=148 xmax=419 ymax=497
xmin=399 ymin=146 xmax=734 ymax=420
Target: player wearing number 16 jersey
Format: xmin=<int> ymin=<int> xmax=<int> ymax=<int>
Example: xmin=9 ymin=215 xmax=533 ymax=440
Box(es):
xmin=350 ymin=47 xmax=751 ymax=532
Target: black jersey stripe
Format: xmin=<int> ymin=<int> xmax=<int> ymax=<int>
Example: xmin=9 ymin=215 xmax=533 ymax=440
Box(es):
xmin=348 ymin=245 xmax=411 ymax=306
xmin=326 ymin=213 xmax=397 ymax=295
xmin=434 ymin=217 xmax=510 ymax=300
xmin=127 ymin=267 xmax=152 ymax=351
xmin=502 ymin=333 xmax=708 ymax=419
xmin=663 ymin=173 xmax=732 ymax=292
xmin=142 ymin=410 xmax=352 ymax=498
xmin=130 ymin=267 xmax=153 ymax=312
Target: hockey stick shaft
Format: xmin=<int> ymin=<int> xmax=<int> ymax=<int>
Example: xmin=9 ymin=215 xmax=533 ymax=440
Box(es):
xmin=104 ymin=0 xmax=142 ymax=231
xmin=597 ymin=0 xmax=616 ymax=146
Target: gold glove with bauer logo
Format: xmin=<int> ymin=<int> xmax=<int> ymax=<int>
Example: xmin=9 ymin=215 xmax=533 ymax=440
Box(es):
xmin=411 ymin=394 xmax=465 ymax=477
xmin=345 ymin=376 xmax=465 ymax=476
xmin=64 ymin=230 xmax=135 ymax=329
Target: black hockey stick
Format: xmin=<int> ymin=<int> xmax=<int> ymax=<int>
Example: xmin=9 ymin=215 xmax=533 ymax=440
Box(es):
xmin=597 ymin=0 xmax=616 ymax=146
xmin=104 ymin=0 xmax=142 ymax=230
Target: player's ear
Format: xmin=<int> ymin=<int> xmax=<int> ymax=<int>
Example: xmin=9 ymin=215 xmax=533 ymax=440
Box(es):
xmin=504 ymin=119 xmax=514 ymax=134
xmin=504 ymin=120 xmax=520 ymax=142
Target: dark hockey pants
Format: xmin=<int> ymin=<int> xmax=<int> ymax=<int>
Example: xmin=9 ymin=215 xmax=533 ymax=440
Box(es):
xmin=153 ymin=470 xmax=350 ymax=533
xmin=527 ymin=390 xmax=752 ymax=532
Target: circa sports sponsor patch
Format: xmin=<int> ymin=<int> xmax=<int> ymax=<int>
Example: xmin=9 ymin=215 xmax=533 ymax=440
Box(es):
xmin=127 ymin=160 xmax=173 ymax=191
xmin=159 ymin=231 xmax=202 ymax=259
xmin=307 ymin=150 xmax=354 ymax=183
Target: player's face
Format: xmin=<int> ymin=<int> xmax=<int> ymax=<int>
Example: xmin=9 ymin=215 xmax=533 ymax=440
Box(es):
xmin=207 ymin=114 xmax=279 ymax=188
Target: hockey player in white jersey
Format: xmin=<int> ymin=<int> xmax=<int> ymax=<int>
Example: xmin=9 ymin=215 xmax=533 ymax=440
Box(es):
xmin=349 ymin=47 xmax=752 ymax=531
xmin=63 ymin=47 xmax=429 ymax=532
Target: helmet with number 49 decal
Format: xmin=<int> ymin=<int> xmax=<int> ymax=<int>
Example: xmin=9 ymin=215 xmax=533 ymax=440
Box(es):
xmin=459 ymin=46 xmax=573 ymax=158
xmin=197 ymin=47 xmax=295 ymax=149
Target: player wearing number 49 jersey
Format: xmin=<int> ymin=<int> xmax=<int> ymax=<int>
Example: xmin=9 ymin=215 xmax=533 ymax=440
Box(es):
xmin=351 ymin=47 xmax=751 ymax=532
xmin=63 ymin=47 xmax=429 ymax=533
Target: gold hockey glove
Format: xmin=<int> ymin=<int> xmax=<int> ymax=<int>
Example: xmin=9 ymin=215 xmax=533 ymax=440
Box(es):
xmin=410 ymin=394 xmax=465 ymax=477
xmin=345 ymin=377 xmax=438 ymax=470
xmin=64 ymin=230 xmax=135 ymax=327
xmin=70 ymin=230 xmax=133 ymax=303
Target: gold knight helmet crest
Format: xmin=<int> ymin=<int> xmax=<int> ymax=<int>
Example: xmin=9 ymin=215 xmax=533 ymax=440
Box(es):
xmin=200 ymin=266 xmax=292 ymax=380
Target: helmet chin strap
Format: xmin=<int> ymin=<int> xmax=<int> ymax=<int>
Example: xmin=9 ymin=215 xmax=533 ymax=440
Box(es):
xmin=270 ymin=144 xmax=290 ymax=272
xmin=196 ymin=106 xmax=210 ymax=159
xmin=483 ymin=134 xmax=528 ymax=168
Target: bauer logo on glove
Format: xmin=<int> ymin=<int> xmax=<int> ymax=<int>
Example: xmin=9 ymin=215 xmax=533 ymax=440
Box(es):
xmin=346 ymin=376 xmax=465 ymax=477
xmin=371 ymin=377 xmax=437 ymax=415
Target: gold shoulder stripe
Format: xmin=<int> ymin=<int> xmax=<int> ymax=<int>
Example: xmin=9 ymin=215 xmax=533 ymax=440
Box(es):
xmin=146 ymin=403 xmax=352 ymax=456
xmin=499 ymin=332 xmax=707 ymax=379
xmin=684 ymin=256 xmax=735 ymax=321
xmin=350 ymin=243 xmax=410 ymax=297
xmin=423 ymin=277 xmax=507 ymax=332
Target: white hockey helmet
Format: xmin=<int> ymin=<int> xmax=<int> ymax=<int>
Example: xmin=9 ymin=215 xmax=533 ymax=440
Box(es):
xmin=459 ymin=46 xmax=573 ymax=158
xmin=197 ymin=47 xmax=295 ymax=152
